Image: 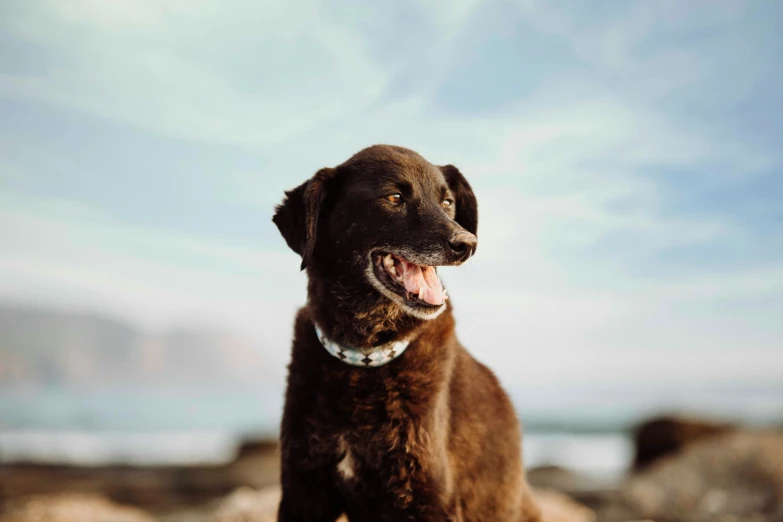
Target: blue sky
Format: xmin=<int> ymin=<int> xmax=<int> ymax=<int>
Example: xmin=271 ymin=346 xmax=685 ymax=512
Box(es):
xmin=1 ymin=0 xmax=782 ymax=394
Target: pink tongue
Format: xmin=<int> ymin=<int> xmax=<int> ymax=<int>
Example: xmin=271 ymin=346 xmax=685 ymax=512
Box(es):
xmin=398 ymin=260 xmax=447 ymax=306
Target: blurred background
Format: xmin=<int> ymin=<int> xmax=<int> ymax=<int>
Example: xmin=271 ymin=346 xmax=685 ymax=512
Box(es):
xmin=1 ymin=0 xmax=782 ymax=520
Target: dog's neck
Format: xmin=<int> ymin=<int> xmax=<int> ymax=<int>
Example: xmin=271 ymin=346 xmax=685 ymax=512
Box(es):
xmin=306 ymin=273 xmax=430 ymax=349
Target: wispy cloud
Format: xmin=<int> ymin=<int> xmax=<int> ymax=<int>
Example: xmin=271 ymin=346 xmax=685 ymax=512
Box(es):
xmin=0 ymin=0 xmax=388 ymax=147
xmin=1 ymin=0 xmax=781 ymax=390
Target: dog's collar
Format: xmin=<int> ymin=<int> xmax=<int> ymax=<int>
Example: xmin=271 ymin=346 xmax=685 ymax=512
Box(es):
xmin=314 ymin=324 xmax=410 ymax=368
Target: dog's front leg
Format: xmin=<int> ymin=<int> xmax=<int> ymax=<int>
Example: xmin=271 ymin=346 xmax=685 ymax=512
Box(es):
xmin=278 ymin=460 xmax=344 ymax=522
xmin=382 ymin=498 xmax=460 ymax=522
xmin=370 ymin=466 xmax=461 ymax=522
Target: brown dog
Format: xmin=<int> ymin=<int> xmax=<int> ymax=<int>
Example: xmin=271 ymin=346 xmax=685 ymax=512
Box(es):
xmin=273 ymin=145 xmax=540 ymax=522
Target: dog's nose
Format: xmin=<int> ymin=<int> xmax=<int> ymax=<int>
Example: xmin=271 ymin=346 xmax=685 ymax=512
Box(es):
xmin=448 ymin=231 xmax=478 ymax=262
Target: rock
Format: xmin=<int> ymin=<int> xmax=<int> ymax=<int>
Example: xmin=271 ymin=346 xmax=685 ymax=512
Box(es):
xmin=211 ymin=486 xmax=282 ymax=522
xmin=210 ymin=486 xmax=348 ymax=522
xmin=533 ymin=487 xmax=595 ymax=522
xmin=0 ymin=439 xmax=281 ymax=515
xmin=234 ymin=440 xmax=279 ymax=461
xmin=527 ymin=466 xmax=619 ymax=500
xmin=632 ymin=415 xmax=735 ymax=471
xmin=527 ymin=465 xmax=620 ymax=510
xmin=209 ymin=485 xmax=592 ymax=522
xmin=598 ymin=431 xmax=783 ymax=522
xmin=528 ymin=465 xmax=604 ymax=492
xmin=0 ymin=494 xmax=156 ymax=522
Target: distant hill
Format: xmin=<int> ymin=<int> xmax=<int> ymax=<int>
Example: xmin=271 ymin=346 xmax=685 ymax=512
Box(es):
xmin=0 ymin=303 xmax=271 ymax=388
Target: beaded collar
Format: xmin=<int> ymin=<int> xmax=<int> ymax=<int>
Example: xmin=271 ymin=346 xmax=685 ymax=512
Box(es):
xmin=314 ymin=324 xmax=410 ymax=368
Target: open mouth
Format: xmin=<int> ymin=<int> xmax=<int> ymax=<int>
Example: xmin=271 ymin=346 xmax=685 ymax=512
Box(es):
xmin=371 ymin=252 xmax=448 ymax=309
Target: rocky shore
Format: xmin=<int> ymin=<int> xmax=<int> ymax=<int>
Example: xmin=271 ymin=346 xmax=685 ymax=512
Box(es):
xmin=2 ymin=416 xmax=782 ymax=522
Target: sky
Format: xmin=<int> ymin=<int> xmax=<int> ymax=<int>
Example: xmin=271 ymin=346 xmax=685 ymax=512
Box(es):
xmin=1 ymin=0 xmax=782 ymax=400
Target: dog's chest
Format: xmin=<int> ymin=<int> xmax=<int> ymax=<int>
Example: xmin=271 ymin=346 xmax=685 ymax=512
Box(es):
xmin=336 ymin=436 xmax=357 ymax=481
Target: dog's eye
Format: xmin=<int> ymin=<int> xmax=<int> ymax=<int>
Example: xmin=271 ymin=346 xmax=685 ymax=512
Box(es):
xmin=442 ymin=198 xmax=455 ymax=209
xmin=386 ymin=193 xmax=402 ymax=204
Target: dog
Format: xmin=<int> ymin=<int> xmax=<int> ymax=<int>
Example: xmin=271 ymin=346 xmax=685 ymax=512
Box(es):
xmin=273 ymin=145 xmax=540 ymax=522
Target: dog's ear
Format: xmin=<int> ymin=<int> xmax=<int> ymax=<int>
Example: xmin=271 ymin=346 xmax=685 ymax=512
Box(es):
xmin=440 ymin=164 xmax=478 ymax=237
xmin=273 ymin=168 xmax=335 ymax=270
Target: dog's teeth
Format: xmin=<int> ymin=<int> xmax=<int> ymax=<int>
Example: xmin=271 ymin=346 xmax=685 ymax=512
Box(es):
xmin=418 ymin=287 xmax=423 ymax=299
xmin=382 ymin=254 xmax=399 ymax=278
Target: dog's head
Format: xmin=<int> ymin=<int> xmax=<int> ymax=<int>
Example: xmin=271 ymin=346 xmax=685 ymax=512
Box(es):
xmin=273 ymin=145 xmax=477 ymax=320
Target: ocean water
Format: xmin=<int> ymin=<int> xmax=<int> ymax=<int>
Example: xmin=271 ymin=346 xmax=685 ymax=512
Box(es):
xmin=1 ymin=384 xmax=781 ymax=479
xmin=0 ymin=429 xmax=633 ymax=478
xmin=0 ymin=386 xmax=634 ymax=476
xmin=0 ymin=387 xmax=283 ymax=434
